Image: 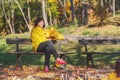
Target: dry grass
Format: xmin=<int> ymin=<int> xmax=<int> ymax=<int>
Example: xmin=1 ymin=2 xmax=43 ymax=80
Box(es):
xmin=68 ymin=25 xmax=120 ymax=36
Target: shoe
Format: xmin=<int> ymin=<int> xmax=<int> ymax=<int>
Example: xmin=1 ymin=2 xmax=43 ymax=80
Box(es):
xmin=56 ymin=59 xmax=66 ymax=65
xmin=44 ymin=66 xmax=49 ymax=72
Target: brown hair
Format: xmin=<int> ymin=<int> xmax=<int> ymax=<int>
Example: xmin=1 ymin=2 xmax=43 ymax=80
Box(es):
xmin=34 ymin=18 xmax=45 ymax=28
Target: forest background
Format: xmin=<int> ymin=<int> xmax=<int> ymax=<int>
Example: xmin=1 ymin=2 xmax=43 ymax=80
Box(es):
xmin=0 ymin=0 xmax=120 ymax=35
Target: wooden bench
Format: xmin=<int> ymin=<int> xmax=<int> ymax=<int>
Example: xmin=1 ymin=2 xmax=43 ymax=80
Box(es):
xmin=78 ymin=37 xmax=120 ymax=67
xmin=6 ymin=37 xmax=74 ymax=69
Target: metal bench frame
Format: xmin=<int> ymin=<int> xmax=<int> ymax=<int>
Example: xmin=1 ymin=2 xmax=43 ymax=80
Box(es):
xmin=78 ymin=37 xmax=120 ymax=67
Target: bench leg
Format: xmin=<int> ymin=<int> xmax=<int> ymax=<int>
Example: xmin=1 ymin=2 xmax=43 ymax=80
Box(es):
xmin=86 ymin=54 xmax=90 ymax=66
xmin=60 ymin=54 xmax=66 ymax=68
xmin=59 ymin=54 xmax=65 ymax=60
xmin=87 ymin=54 xmax=94 ymax=67
xmin=16 ymin=54 xmax=23 ymax=69
xmin=90 ymin=55 xmax=94 ymax=68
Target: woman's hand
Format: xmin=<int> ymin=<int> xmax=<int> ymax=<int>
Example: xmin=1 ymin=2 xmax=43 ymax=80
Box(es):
xmin=47 ymin=36 xmax=55 ymax=41
xmin=64 ymin=37 xmax=69 ymax=41
xmin=47 ymin=38 xmax=52 ymax=41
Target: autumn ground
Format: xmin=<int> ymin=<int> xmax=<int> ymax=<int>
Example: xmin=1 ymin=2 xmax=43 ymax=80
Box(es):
xmin=0 ymin=25 xmax=120 ymax=80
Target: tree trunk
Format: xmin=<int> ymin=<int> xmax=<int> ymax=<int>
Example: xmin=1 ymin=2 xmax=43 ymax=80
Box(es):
xmin=42 ymin=0 xmax=48 ymax=28
xmin=11 ymin=0 xmax=15 ymax=33
xmin=11 ymin=8 xmax=15 ymax=33
xmin=53 ymin=18 xmax=57 ymax=26
xmin=14 ymin=0 xmax=31 ymax=31
xmin=70 ymin=0 xmax=75 ymax=23
xmin=48 ymin=8 xmax=52 ymax=26
xmin=78 ymin=0 xmax=82 ymax=22
xmin=101 ymin=0 xmax=103 ymax=6
xmin=113 ymin=0 xmax=115 ymax=17
xmin=58 ymin=0 xmax=68 ymax=24
xmin=27 ymin=0 xmax=31 ymax=25
xmin=27 ymin=0 xmax=32 ymax=29
xmin=2 ymin=0 xmax=13 ymax=34
xmin=63 ymin=0 xmax=68 ymax=23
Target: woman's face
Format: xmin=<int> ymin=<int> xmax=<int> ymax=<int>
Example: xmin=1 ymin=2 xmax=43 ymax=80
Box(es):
xmin=38 ymin=20 xmax=44 ymax=28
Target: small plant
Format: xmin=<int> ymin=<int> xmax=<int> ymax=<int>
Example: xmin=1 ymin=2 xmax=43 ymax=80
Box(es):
xmin=82 ymin=31 xmax=91 ymax=36
xmin=58 ymin=28 xmax=67 ymax=34
xmin=94 ymin=32 xmax=100 ymax=36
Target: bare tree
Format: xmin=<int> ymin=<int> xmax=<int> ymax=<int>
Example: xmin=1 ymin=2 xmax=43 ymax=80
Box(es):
xmin=42 ymin=0 xmax=48 ymax=27
xmin=10 ymin=0 xmax=15 ymax=33
xmin=70 ymin=0 xmax=75 ymax=23
xmin=63 ymin=0 xmax=68 ymax=23
xmin=58 ymin=0 xmax=68 ymax=24
xmin=2 ymin=0 xmax=15 ymax=34
xmin=101 ymin=0 xmax=104 ymax=6
xmin=14 ymin=0 xmax=31 ymax=31
xmin=27 ymin=0 xmax=31 ymax=25
xmin=113 ymin=0 xmax=116 ymax=17
xmin=48 ymin=8 xmax=52 ymax=25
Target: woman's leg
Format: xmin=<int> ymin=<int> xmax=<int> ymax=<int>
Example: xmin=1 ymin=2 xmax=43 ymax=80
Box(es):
xmin=37 ymin=41 xmax=59 ymax=60
xmin=44 ymin=46 xmax=51 ymax=67
xmin=37 ymin=41 xmax=66 ymax=71
xmin=37 ymin=42 xmax=51 ymax=69
xmin=37 ymin=42 xmax=47 ymax=52
xmin=47 ymin=41 xmax=66 ymax=64
xmin=46 ymin=41 xmax=58 ymax=59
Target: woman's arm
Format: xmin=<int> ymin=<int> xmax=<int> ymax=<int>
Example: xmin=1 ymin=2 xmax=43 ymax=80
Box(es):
xmin=49 ymin=27 xmax=64 ymax=40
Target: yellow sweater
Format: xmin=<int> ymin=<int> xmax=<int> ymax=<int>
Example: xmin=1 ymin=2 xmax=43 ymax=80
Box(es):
xmin=30 ymin=26 xmax=64 ymax=51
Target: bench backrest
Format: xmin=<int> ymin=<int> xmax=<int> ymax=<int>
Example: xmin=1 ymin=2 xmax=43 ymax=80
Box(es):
xmin=6 ymin=37 xmax=69 ymax=52
xmin=6 ymin=38 xmax=31 ymax=44
xmin=78 ymin=37 xmax=120 ymax=45
xmin=78 ymin=37 xmax=120 ymax=52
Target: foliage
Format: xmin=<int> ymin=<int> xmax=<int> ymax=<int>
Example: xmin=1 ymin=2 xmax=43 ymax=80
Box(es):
xmin=107 ymin=72 xmax=120 ymax=80
xmin=0 ymin=6 xmax=3 ymax=33
xmin=87 ymin=8 xmax=100 ymax=26
xmin=0 ymin=0 xmax=120 ymax=34
xmin=0 ymin=65 xmax=117 ymax=80
xmin=47 ymin=0 xmax=59 ymax=18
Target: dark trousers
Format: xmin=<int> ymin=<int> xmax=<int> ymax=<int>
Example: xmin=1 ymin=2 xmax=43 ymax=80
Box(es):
xmin=37 ymin=40 xmax=58 ymax=67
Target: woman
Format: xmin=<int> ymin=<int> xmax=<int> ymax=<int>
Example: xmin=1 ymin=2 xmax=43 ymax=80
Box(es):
xmin=30 ymin=18 xmax=66 ymax=72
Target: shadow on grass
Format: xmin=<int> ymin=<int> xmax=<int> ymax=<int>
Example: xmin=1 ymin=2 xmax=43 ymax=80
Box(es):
xmin=0 ymin=53 xmax=44 ymax=67
xmin=66 ymin=45 xmax=119 ymax=67
xmin=0 ymin=45 xmax=119 ymax=68
xmin=0 ymin=45 xmax=86 ymax=67
xmin=93 ymin=54 xmax=119 ymax=65
xmin=66 ymin=45 xmax=86 ymax=66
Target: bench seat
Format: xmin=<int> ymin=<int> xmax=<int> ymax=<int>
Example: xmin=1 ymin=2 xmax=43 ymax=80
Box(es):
xmin=7 ymin=51 xmax=74 ymax=55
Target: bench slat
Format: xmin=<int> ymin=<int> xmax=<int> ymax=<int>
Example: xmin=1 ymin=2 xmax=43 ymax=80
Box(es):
xmin=6 ymin=38 xmax=69 ymax=44
xmin=6 ymin=38 xmax=31 ymax=44
xmin=7 ymin=51 xmax=44 ymax=54
xmin=58 ymin=52 xmax=75 ymax=54
xmin=83 ymin=52 xmax=120 ymax=54
xmin=79 ymin=39 xmax=120 ymax=45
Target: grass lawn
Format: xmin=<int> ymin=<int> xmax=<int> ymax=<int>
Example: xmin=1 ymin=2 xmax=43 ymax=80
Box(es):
xmin=0 ymin=25 xmax=120 ymax=69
